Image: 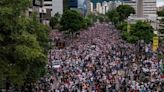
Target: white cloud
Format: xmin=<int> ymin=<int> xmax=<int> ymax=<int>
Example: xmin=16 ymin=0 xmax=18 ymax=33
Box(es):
xmin=157 ymin=0 xmax=164 ymax=7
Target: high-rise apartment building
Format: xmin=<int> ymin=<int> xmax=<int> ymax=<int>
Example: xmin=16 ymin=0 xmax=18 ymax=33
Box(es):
xmin=90 ymin=2 xmax=94 ymax=12
xmin=137 ymin=0 xmax=143 ymax=17
xmin=95 ymin=1 xmax=121 ymax=14
xmin=68 ymin=0 xmax=90 ymax=16
xmin=124 ymin=0 xmax=157 ymax=17
xmin=102 ymin=1 xmax=108 ymax=14
xmin=27 ymin=0 xmax=46 ymax=23
xmin=69 ymin=0 xmax=78 ymax=8
xmin=143 ymin=0 xmax=156 ymax=16
xmin=96 ymin=2 xmax=102 ymax=14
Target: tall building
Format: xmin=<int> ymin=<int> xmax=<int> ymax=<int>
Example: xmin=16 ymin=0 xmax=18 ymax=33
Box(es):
xmin=102 ymin=1 xmax=108 ymax=14
xmin=124 ymin=0 xmax=157 ymax=17
xmin=69 ymin=0 xmax=78 ymax=8
xmin=52 ymin=0 xmax=63 ymax=16
xmin=143 ymin=0 xmax=156 ymax=16
xmin=95 ymin=1 xmax=121 ymax=14
xmin=27 ymin=0 xmax=46 ymax=23
xmin=68 ymin=0 xmax=90 ymax=16
xmin=137 ymin=0 xmax=143 ymax=17
xmin=42 ymin=0 xmax=63 ymax=24
xmin=96 ymin=2 xmax=102 ymax=13
xmin=87 ymin=0 xmax=91 ymax=15
xmin=90 ymin=2 xmax=94 ymax=12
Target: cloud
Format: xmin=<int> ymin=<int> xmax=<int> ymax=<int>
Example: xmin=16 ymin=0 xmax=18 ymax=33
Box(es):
xmin=157 ymin=0 xmax=164 ymax=7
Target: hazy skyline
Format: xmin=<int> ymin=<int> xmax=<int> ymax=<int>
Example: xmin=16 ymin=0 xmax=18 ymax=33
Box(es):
xmin=91 ymin=0 xmax=164 ymax=7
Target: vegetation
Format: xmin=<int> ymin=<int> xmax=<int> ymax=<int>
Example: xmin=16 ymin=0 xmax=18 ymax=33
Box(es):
xmin=157 ymin=10 xmax=164 ymax=44
xmin=60 ymin=10 xmax=97 ymax=36
xmin=120 ymin=21 xmax=154 ymax=43
xmin=116 ymin=5 xmax=135 ymax=22
xmin=106 ymin=5 xmax=135 ymax=25
xmin=106 ymin=5 xmax=153 ymax=43
xmin=60 ymin=10 xmax=83 ymax=35
xmin=0 ymin=0 xmax=50 ymax=90
xmin=49 ymin=13 xmax=61 ymax=29
xmin=106 ymin=9 xmax=120 ymax=25
xmin=157 ymin=10 xmax=164 ymax=17
xmin=158 ymin=17 xmax=164 ymax=34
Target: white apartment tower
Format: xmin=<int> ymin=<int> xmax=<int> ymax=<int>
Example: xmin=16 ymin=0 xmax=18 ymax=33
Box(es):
xmin=143 ymin=0 xmax=156 ymax=16
xmin=96 ymin=2 xmax=102 ymax=14
xmin=102 ymin=1 xmax=108 ymax=14
xmin=90 ymin=2 xmax=94 ymax=12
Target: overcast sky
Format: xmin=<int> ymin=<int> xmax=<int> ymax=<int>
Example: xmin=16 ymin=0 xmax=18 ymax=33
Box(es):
xmin=157 ymin=0 xmax=164 ymax=7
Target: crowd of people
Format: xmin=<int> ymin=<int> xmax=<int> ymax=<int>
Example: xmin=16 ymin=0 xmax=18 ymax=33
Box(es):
xmin=47 ymin=22 xmax=164 ymax=92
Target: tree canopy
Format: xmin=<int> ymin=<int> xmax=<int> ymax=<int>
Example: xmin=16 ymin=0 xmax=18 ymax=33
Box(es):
xmin=116 ymin=5 xmax=135 ymax=21
xmin=157 ymin=10 xmax=164 ymax=17
xmin=106 ymin=5 xmax=135 ymax=25
xmin=120 ymin=21 xmax=153 ymax=43
xmin=106 ymin=9 xmax=120 ymax=25
xmin=0 ymin=0 xmax=50 ymax=89
xmin=60 ymin=10 xmax=83 ymax=34
xmin=49 ymin=13 xmax=61 ymax=29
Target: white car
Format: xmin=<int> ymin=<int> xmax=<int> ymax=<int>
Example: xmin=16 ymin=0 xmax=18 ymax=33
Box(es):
xmin=52 ymin=60 xmax=61 ymax=69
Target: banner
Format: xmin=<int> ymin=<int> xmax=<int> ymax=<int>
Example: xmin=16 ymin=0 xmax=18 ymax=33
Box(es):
xmin=153 ymin=36 xmax=159 ymax=52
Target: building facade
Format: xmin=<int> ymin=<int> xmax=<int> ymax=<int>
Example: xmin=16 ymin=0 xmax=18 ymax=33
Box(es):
xmin=68 ymin=0 xmax=90 ymax=16
xmin=52 ymin=0 xmax=63 ymax=16
xmin=143 ymin=0 xmax=156 ymax=16
xmin=102 ymin=1 xmax=108 ymax=14
xmin=124 ymin=0 xmax=157 ymax=17
xmin=90 ymin=2 xmax=94 ymax=12
xmin=95 ymin=1 xmax=121 ymax=14
xmin=96 ymin=2 xmax=102 ymax=14
xmin=69 ymin=0 xmax=78 ymax=8
xmin=27 ymin=0 xmax=47 ymax=23
xmin=42 ymin=0 xmax=63 ymax=24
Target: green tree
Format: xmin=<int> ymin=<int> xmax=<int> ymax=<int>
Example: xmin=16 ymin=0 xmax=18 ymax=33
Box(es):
xmin=130 ymin=21 xmax=153 ymax=43
xmin=87 ymin=13 xmax=97 ymax=23
xmin=159 ymin=18 xmax=164 ymax=34
xmin=60 ymin=10 xmax=83 ymax=35
xmin=116 ymin=5 xmax=135 ymax=21
xmin=106 ymin=10 xmax=120 ymax=25
xmin=97 ymin=15 xmax=105 ymax=23
xmin=157 ymin=10 xmax=164 ymax=16
xmin=81 ymin=17 xmax=92 ymax=29
xmin=120 ymin=21 xmax=153 ymax=43
xmin=0 ymin=0 xmax=49 ymax=90
xmin=49 ymin=13 xmax=61 ymax=29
